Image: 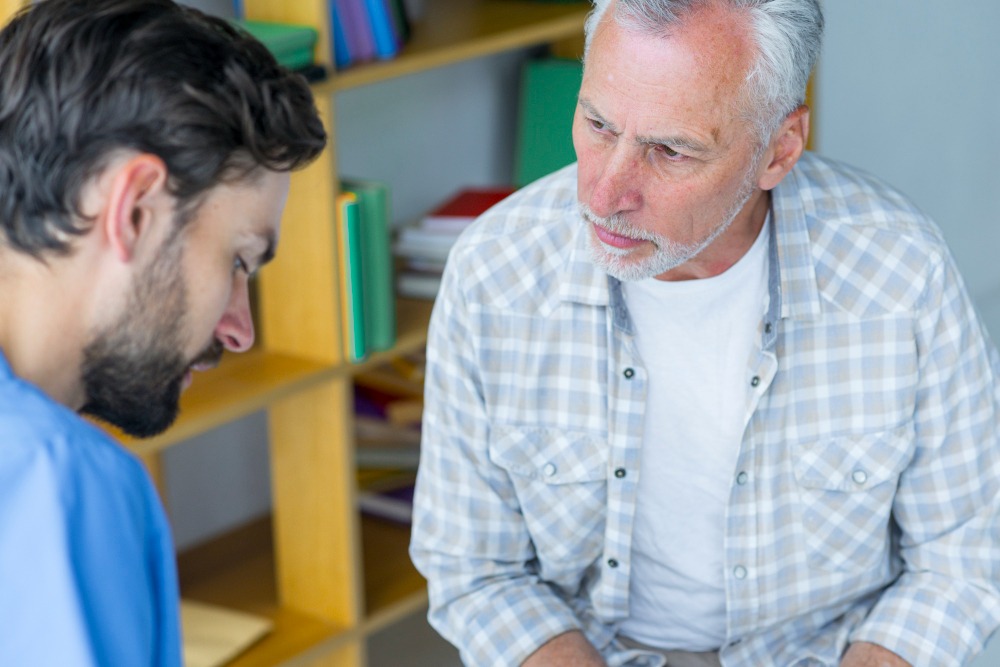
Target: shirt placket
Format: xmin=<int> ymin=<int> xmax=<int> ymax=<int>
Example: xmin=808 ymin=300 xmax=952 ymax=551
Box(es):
xmin=596 ymin=277 xmax=646 ymax=621
xmin=724 ymin=220 xmax=782 ymax=650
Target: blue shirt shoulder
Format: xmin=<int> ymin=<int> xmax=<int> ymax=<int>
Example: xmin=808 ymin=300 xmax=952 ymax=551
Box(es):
xmin=0 ymin=352 xmax=181 ymax=667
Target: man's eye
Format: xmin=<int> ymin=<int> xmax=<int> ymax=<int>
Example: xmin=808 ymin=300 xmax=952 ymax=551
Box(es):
xmin=656 ymin=144 xmax=681 ymax=158
xmin=234 ymin=256 xmax=249 ymax=274
xmin=588 ymin=118 xmax=607 ymax=132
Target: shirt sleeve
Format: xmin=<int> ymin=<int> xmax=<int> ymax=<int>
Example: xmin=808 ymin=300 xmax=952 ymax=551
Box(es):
xmin=849 ymin=250 xmax=1000 ymax=664
xmin=409 ymin=259 xmax=584 ymax=666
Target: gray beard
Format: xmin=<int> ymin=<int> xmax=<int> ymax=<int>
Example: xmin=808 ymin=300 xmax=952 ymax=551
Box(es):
xmin=581 ymin=172 xmax=758 ymax=282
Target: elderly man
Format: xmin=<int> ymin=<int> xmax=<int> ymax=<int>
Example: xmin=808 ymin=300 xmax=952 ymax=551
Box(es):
xmin=0 ymin=0 xmax=325 ymax=664
xmin=410 ymin=0 xmax=1000 ymax=665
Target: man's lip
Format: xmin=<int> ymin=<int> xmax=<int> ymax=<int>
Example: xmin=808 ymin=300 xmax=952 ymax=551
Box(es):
xmin=592 ymin=222 xmax=646 ymax=249
xmin=190 ymin=361 xmax=218 ymax=372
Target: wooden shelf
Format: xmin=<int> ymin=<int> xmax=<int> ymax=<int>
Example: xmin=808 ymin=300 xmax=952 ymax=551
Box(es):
xmin=318 ymin=0 xmax=590 ymax=93
xmin=178 ymin=515 xmax=428 ymax=666
xmin=113 ymin=350 xmax=334 ymax=456
xmin=179 ymin=518 xmax=350 ymax=667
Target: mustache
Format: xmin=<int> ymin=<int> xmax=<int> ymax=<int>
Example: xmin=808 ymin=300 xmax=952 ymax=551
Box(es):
xmin=578 ymin=202 xmax=658 ymax=244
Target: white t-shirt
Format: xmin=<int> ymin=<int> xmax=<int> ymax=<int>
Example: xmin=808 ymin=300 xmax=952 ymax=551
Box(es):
xmin=619 ymin=217 xmax=770 ymax=650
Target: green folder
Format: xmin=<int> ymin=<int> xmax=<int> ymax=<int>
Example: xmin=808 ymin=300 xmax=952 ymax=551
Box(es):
xmin=341 ymin=178 xmax=397 ymax=354
xmin=514 ymin=57 xmax=584 ymax=187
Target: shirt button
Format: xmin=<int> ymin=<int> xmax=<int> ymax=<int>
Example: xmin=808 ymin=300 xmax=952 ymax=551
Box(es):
xmin=736 ymin=471 xmax=749 ymax=485
xmin=852 ymin=469 xmax=868 ymax=485
xmin=542 ymin=463 xmax=557 ymax=477
xmin=750 ymin=376 xmax=760 ymax=387
xmin=607 ymin=558 xmax=619 ymax=568
xmin=623 ymin=368 xmax=635 ymax=379
xmin=733 ymin=566 xmax=748 ymax=580
xmin=614 ymin=468 xmax=626 ymax=479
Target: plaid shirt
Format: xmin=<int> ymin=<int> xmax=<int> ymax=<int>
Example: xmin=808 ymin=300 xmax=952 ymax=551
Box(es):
xmin=410 ymin=153 xmax=1000 ymax=667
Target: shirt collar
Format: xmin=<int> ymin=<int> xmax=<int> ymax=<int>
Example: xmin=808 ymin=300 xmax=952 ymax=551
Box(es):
xmin=770 ymin=157 xmax=822 ymax=321
xmin=559 ymin=205 xmax=612 ymax=307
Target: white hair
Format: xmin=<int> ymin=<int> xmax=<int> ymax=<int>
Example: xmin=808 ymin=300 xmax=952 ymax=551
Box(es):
xmin=583 ymin=0 xmax=823 ymax=144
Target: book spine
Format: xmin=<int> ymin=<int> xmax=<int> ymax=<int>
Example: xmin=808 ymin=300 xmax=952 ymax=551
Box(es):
xmin=363 ymin=0 xmax=401 ymax=59
xmin=335 ymin=0 xmax=377 ymax=62
xmin=337 ymin=192 xmax=367 ymax=362
xmin=331 ymin=4 xmax=352 ymax=68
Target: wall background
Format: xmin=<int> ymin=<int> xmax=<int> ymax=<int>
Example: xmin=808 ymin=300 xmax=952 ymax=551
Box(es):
xmin=814 ymin=0 xmax=1000 ymax=334
xmin=164 ymin=2 xmax=1000 ymax=661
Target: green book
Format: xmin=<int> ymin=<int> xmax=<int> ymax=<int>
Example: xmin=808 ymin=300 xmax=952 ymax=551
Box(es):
xmin=514 ymin=57 xmax=584 ymax=187
xmin=341 ymin=178 xmax=397 ymax=354
xmin=234 ymin=20 xmax=318 ymax=70
xmin=337 ymin=192 xmax=367 ymax=362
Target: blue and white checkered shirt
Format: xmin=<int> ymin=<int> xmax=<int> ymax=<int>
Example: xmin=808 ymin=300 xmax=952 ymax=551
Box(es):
xmin=410 ymin=153 xmax=1000 ymax=667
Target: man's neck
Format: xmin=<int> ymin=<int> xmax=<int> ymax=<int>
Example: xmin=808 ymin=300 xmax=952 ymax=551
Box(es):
xmin=0 ymin=247 xmax=89 ymax=408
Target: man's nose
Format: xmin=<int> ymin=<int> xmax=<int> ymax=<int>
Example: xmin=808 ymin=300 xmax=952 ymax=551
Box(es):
xmin=587 ymin=147 xmax=642 ymax=219
xmin=214 ymin=278 xmax=255 ymax=353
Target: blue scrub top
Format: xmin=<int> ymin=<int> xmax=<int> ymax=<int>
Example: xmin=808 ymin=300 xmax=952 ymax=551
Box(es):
xmin=0 ymin=350 xmax=182 ymax=666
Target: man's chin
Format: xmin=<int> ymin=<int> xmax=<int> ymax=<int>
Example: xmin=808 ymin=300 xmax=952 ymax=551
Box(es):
xmin=81 ymin=385 xmax=182 ymax=439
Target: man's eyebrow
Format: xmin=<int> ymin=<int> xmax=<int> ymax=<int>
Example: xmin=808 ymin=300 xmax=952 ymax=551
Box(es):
xmin=580 ymin=96 xmax=712 ymax=154
xmin=578 ymin=97 xmax=620 ymax=134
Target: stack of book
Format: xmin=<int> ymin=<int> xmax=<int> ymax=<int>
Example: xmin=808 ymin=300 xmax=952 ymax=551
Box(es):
xmin=394 ymin=186 xmax=515 ymax=300
xmin=354 ymin=353 xmax=424 ymax=525
xmin=233 ymin=20 xmax=323 ymax=79
xmin=330 ymin=0 xmax=411 ymax=68
xmin=336 ymin=178 xmax=397 ymax=363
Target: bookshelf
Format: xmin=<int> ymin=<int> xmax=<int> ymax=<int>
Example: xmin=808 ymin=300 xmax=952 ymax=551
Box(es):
xmin=138 ymin=1 xmax=588 ymax=666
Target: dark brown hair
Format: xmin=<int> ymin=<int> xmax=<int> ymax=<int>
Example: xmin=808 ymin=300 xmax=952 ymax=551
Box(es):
xmin=0 ymin=0 xmax=327 ymax=256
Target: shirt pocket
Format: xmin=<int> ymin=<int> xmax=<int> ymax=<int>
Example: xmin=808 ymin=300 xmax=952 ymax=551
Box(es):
xmin=793 ymin=425 xmax=913 ymax=572
xmin=488 ymin=425 xmax=608 ymax=577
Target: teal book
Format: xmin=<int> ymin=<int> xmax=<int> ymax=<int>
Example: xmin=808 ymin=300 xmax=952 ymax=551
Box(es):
xmin=337 ymin=192 xmax=367 ymax=362
xmin=341 ymin=178 xmax=397 ymax=353
xmin=514 ymin=58 xmax=584 ymax=187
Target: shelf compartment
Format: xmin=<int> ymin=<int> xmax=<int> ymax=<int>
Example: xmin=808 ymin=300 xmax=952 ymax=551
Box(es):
xmin=178 ymin=515 xmax=429 ymax=665
xmin=322 ymin=0 xmax=590 ymax=92
xmin=179 ymin=517 xmax=352 ymax=667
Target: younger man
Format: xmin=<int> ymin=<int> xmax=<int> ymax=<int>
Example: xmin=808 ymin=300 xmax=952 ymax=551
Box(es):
xmin=0 ymin=0 xmax=326 ymax=663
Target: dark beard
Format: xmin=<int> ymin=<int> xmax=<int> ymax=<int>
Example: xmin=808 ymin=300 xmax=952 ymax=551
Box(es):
xmin=80 ymin=337 xmax=187 ymax=438
xmin=79 ymin=228 xmax=192 ymax=438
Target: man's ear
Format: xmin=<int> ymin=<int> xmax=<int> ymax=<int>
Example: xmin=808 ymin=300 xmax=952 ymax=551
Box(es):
xmin=103 ymin=154 xmax=170 ymax=263
xmin=757 ymin=105 xmax=810 ymax=192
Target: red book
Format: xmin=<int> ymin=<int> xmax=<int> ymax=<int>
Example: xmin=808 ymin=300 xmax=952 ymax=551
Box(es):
xmin=421 ymin=187 xmax=516 ymax=233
